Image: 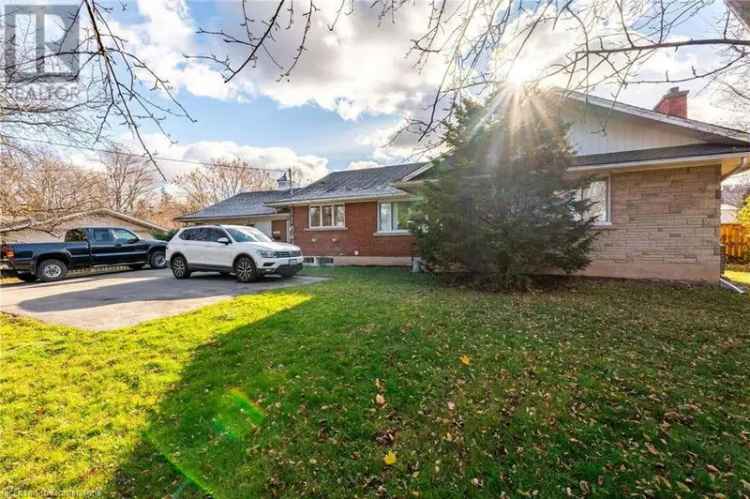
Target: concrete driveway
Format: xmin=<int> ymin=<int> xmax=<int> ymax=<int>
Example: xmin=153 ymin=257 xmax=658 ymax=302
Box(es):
xmin=0 ymin=269 xmax=325 ymax=330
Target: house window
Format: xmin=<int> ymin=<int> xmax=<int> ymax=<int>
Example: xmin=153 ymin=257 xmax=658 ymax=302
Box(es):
xmin=378 ymin=201 xmax=414 ymax=233
xmin=309 ymin=204 xmax=345 ymax=228
xmin=578 ymin=177 xmax=611 ymax=224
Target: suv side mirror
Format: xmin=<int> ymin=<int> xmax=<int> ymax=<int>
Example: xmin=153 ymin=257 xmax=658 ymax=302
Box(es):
xmin=217 ymin=237 xmax=231 ymax=245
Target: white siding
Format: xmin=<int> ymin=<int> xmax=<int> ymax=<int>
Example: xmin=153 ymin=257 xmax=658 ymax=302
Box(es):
xmin=253 ymin=220 xmax=273 ymax=237
xmin=563 ymin=104 xmax=705 ymax=156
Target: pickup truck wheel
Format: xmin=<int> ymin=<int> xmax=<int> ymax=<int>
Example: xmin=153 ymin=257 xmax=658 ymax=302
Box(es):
xmin=234 ymin=256 xmax=258 ymax=283
xmin=171 ymin=255 xmax=191 ymax=279
xmin=38 ymin=259 xmax=67 ymax=282
xmin=149 ymin=251 xmax=167 ymax=269
xmin=17 ymin=273 xmax=38 ymax=283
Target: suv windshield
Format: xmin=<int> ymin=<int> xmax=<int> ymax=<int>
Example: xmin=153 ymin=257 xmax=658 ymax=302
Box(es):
xmin=226 ymin=227 xmax=272 ymax=243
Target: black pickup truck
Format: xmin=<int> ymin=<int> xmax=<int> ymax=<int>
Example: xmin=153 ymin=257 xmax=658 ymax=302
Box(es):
xmin=0 ymin=227 xmax=167 ymax=283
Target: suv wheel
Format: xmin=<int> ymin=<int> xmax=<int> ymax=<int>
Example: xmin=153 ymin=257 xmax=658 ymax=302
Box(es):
xmin=171 ymin=255 xmax=191 ymax=279
xmin=150 ymin=250 xmax=167 ymax=269
xmin=38 ymin=259 xmax=67 ymax=282
xmin=234 ymin=255 xmax=257 ymax=283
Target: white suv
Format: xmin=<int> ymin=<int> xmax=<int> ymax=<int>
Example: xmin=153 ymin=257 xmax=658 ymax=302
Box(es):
xmin=166 ymin=225 xmax=304 ymax=282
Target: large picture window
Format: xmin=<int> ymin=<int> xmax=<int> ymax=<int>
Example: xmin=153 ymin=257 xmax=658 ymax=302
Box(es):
xmin=309 ymin=204 xmax=345 ymax=228
xmin=578 ymin=177 xmax=611 ymax=224
xmin=378 ymin=201 xmax=415 ymax=233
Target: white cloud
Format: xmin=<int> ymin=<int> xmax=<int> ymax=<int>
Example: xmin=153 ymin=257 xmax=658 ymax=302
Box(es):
xmin=347 ymin=160 xmax=380 ymax=170
xmin=66 ymin=134 xmax=329 ymax=187
xmin=111 ymin=1 xmax=445 ymax=120
xmin=109 ymin=0 xmax=747 ymax=167
xmin=106 ymin=0 xmax=254 ymax=102
xmin=205 ymin=2 xmax=447 ymax=121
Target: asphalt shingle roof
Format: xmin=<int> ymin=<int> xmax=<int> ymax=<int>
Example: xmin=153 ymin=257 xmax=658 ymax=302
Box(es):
xmin=177 ymin=190 xmax=290 ymax=221
xmin=176 ymin=142 xmax=750 ymax=221
xmin=272 ymin=162 xmax=426 ymax=203
xmin=573 ymin=143 xmax=750 ymax=167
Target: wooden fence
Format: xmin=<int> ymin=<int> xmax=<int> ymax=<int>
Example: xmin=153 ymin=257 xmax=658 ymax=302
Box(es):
xmin=721 ymin=223 xmax=749 ymax=261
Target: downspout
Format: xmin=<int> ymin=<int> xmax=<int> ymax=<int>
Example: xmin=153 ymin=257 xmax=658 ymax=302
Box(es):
xmin=288 ymin=168 xmax=294 ymax=243
xmin=722 ymin=156 xmax=750 ymax=181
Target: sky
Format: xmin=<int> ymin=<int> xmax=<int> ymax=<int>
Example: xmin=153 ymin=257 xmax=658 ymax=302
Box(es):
xmin=6 ymin=0 xmax=750 ymax=186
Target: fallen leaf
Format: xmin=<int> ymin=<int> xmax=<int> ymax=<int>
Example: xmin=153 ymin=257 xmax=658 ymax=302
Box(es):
xmin=459 ymin=355 xmax=471 ymax=366
xmin=375 ymin=394 xmax=386 ymax=406
xmin=645 ymin=443 xmax=659 ymax=455
xmin=447 ymin=401 xmax=456 ymax=411
xmin=384 ymin=450 xmax=397 ymax=465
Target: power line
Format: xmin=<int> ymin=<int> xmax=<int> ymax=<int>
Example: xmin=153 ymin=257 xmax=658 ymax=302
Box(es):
xmin=0 ymin=134 xmax=289 ymax=173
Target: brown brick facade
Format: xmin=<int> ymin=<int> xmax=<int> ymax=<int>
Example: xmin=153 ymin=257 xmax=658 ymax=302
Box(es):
xmin=581 ymin=165 xmax=721 ymax=281
xmin=292 ymin=202 xmax=417 ymax=258
xmin=289 ymin=165 xmax=721 ymax=280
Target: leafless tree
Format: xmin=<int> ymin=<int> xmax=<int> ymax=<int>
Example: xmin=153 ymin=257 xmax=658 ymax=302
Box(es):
xmin=97 ymin=146 xmax=156 ymax=214
xmin=194 ymin=0 xmax=750 ymax=146
xmin=0 ymin=1 xmax=194 ymax=178
xmin=173 ymin=158 xmax=276 ymax=212
xmin=4 ymin=1 xmax=748 ymax=176
xmin=723 ymin=182 xmax=750 ymax=206
xmin=0 ymin=153 xmax=103 ymax=226
xmin=144 ymin=188 xmax=192 ymax=230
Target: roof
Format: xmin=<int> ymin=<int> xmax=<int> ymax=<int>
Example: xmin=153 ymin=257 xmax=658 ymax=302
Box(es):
xmin=562 ymin=89 xmax=750 ymax=145
xmin=0 ymin=208 xmax=168 ymax=233
xmin=268 ymin=163 xmax=425 ymax=205
xmin=176 ymin=190 xmax=290 ymax=221
xmin=572 ymin=143 xmax=750 ymax=168
xmin=177 ymin=92 xmax=750 ymax=213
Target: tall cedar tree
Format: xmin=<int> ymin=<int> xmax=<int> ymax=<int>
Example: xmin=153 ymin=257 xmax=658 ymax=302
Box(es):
xmin=411 ymin=91 xmax=599 ymax=289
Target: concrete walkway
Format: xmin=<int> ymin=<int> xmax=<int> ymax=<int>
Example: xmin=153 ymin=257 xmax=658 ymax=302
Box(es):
xmin=0 ymin=269 xmax=325 ymax=330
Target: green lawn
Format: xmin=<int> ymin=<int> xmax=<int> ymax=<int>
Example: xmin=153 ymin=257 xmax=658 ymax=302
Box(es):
xmin=1 ymin=268 xmax=749 ymax=498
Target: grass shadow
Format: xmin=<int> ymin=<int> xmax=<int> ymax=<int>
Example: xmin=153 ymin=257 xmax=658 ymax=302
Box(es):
xmin=107 ymin=268 xmax=434 ymax=498
xmin=93 ymin=267 xmax=750 ymax=498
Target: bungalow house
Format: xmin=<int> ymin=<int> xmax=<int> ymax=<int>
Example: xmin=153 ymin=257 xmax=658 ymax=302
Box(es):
xmin=181 ymin=87 xmax=750 ymax=282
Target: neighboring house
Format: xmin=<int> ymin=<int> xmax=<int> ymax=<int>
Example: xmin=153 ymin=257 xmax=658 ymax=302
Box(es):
xmin=0 ymin=208 xmax=168 ymax=243
xmin=721 ymin=203 xmax=739 ymax=224
xmin=181 ymin=86 xmax=750 ymax=281
xmin=174 ymin=190 xmax=292 ymax=241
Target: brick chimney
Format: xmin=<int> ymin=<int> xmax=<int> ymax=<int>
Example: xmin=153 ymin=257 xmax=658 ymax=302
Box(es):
xmin=653 ymin=86 xmax=689 ymax=118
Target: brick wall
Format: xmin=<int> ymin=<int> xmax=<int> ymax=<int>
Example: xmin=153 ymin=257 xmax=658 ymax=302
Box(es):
xmin=292 ymin=202 xmax=417 ymax=257
xmin=289 ymin=166 xmax=721 ymax=281
xmin=581 ymin=165 xmax=721 ymax=281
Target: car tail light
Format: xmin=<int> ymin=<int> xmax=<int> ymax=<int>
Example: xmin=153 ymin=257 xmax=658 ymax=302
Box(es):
xmin=1 ymin=244 xmax=14 ymax=259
